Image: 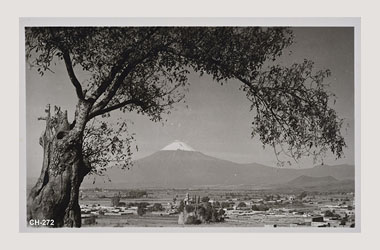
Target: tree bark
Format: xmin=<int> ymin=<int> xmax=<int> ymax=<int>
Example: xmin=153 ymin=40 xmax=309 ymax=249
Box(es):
xmin=27 ymin=102 xmax=91 ymax=227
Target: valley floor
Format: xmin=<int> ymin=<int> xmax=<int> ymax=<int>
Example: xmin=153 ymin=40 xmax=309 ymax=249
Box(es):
xmin=79 ymin=188 xmax=355 ymax=228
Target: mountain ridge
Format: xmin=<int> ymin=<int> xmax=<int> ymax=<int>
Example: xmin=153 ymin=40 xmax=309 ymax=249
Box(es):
xmin=274 ymin=175 xmax=355 ymax=192
xmin=80 ymin=150 xmax=354 ymax=189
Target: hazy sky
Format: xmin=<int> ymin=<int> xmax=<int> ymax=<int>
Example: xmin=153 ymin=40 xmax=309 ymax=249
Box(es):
xmin=26 ymin=27 xmax=355 ymax=178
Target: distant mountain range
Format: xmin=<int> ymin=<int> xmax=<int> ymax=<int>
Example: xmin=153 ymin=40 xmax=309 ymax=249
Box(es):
xmin=286 ymin=175 xmax=339 ymax=186
xmin=275 ymin=175 xmax=355 ymax=192
xmin=78 ymin=142 xmax=355 ymax=190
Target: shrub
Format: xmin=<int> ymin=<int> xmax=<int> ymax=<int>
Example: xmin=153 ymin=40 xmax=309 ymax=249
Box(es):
xmin=201 ymin=196 xmax=210 ymax=203
xmin=152 ymin=203 xmax=164 ymax=211
xmin=111 ymin=195 xmax=120 ymax=207
xmin=178 ymin=200 xmax=185 ymax=213
xmin=237 ymin=202 xmax=247 ymax=208
xmin=185 ymin=205 xmax=195 ymax=213
xmin=137 ymin=204 xmax=146 ymax=216
xmin=221 ymin=202 xmax=231 ymax=208
xmin=252 ymin=204 xmax=269 ymax=211
xmin=185 ymin=215 xmax=201 ymax=225
xmin=324 ymin=210 xmax=340 ymax=218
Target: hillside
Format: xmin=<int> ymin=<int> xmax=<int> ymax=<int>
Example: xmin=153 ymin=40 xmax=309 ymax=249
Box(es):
xmin=81 ymin=148 xmax=355 ymax=189
xmin=286 ymin=175 xmax=339 ymax=186
xmin=272 ymin=175 xmax=355 ymax=192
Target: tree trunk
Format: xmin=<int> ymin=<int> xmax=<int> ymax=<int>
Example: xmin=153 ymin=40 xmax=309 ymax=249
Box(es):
xmin=27 ymin=102 xmax=91 ymax=227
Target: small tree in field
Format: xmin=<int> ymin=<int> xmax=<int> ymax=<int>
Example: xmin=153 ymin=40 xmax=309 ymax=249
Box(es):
xmin=237 ymin=202 xmax=247 ymax=208
xmin=201 ymin=196 xmax=210 ymax=203
xmin=137 ymin=203 xmax=147 ymax=216
xmin=25 ymin=27 xmax=346 ymax=227
xmin=152 ymin=203 xmax=164 ymax=212
xmin=111 ymin=193 xmax=120 ymax=207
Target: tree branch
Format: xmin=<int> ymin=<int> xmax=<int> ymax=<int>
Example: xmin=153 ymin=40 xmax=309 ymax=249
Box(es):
xmin=88 ymin=99 xmax=136 ymax=120
xmin=90 ymin=42 xmax=171 ymax=116
xmin=62 ymin=51 xmax=85 ymax=100
xmin=90 ymin=63 xmax=135 ymax=114
xmin=90 ymin=28 xmax=160 ymax=102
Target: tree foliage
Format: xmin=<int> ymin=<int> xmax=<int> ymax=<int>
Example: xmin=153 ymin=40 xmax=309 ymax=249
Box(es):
xmin=137 ymin=203 xmax=147 ymax=216
xmin=82 ymin=118 xmax=135 ymax=176
xmin=178 ymin=200 xmax=185 ymax=213
xmin=247 ymin=60 xmax=345 ymax=165
xmin=110 ymin=193 xmax=120 ymax=207
xmin=151 ymin=203 xmax=164 ymax=212
xmin=201 ymin=196 xmax=210 ymax=203
xmin=252 ymin=204 xmax=270 ymax=211
xmin=237 ymin=202 xmax=247 ymax=208
xmin=25 ymin=27 xmax=346 ymax=170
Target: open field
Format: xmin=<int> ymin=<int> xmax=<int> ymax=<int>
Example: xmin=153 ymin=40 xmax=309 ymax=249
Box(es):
xmin=84 ymin=214 xmax=180 ymax=227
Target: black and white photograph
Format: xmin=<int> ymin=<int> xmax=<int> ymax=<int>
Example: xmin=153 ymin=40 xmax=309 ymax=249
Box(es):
xmin=20 ymin=18 xmax=359 ymax=231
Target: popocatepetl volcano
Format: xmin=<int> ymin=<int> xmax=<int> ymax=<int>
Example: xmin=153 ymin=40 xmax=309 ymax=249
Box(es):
xmin=160 ymin=140 xmax=195 ymax=151
xmin=82 ymin=141 xmax=354 ymax=189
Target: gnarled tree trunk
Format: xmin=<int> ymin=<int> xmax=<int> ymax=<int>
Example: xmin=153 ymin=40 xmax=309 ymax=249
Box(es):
xmin=27 ymin=102 xmax=91 ymax=227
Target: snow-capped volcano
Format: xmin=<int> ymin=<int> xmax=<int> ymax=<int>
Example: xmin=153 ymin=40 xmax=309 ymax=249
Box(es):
xmin=161 ymin=140 xmax=195 ymax=151
xmin=82 ymin=141 xmax=354 ymax=190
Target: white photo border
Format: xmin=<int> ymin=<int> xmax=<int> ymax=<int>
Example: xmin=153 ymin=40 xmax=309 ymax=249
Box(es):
xmin=19 ymin=17 xmax=361 ymax=233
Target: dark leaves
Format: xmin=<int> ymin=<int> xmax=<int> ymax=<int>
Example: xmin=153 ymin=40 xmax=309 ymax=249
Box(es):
xmin=82 ymin=118 xmax=135 ymax=175
xmin=247 ymin=60 xmax=346 ymax=165
xmin=26 ymin=27 xmax=345 ymax=165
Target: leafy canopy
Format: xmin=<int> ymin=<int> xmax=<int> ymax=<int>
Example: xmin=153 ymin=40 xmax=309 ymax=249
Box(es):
xmin=25 ymin=27 xmax=346 ymax=168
